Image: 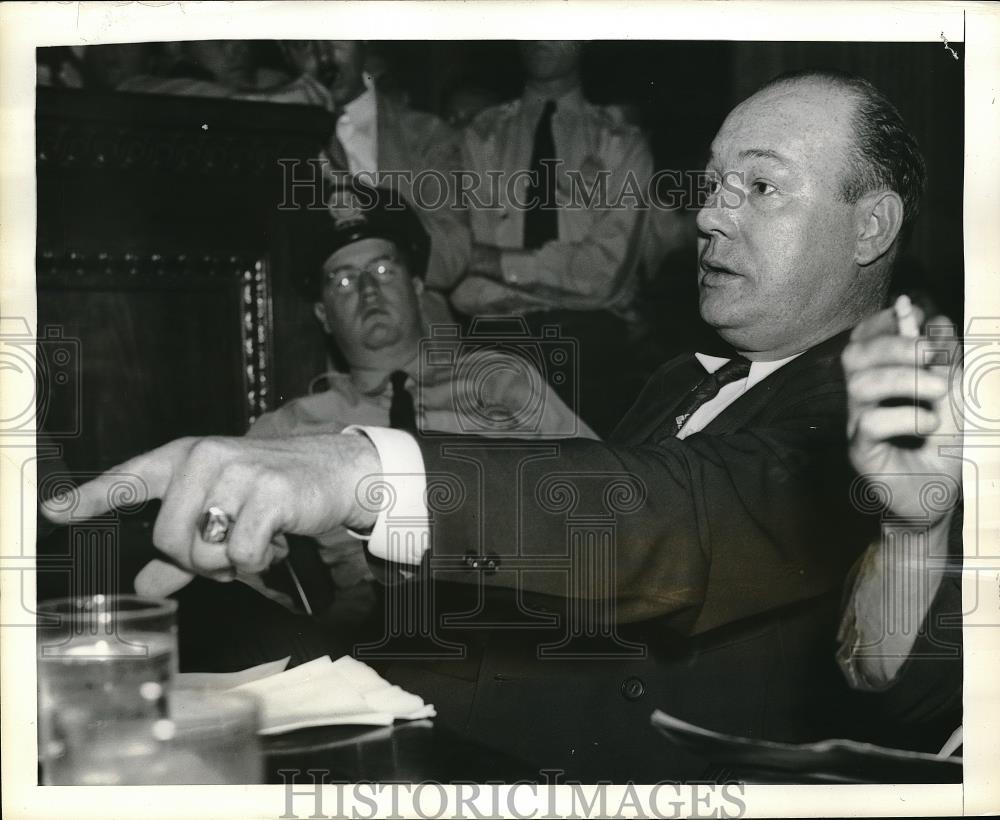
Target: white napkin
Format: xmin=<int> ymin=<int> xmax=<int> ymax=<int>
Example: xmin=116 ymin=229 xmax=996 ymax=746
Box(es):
xmin=176 ymin=656 xmax=292 ymax=691
xmin=176 ymin=655 xmax=435 ymax=735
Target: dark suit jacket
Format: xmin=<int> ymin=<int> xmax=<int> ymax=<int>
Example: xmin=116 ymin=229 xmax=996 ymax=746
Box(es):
xmin=369 ymin=330 xmax=882 ymax=781
xmin=418 ymin=330 xmax=872 ymax=629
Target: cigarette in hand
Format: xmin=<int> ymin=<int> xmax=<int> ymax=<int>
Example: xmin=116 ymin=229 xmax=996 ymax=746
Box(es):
xmin=894 ymin=294 xmax=921 ymax=338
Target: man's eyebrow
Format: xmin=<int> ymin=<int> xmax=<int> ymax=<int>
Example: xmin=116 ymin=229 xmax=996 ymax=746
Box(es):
xmin=330 ymin=254 xmax=395 ymax=270
xmin=738 ymin=148 xmax=792 ymax=166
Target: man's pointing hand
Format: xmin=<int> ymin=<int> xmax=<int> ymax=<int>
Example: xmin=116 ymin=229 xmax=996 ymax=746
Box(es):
xmin=40 ymin=432 xmax=381 ymax=595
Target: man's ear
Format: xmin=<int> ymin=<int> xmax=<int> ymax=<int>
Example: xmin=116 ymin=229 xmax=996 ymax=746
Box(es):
xmin=411 ymin=276 xmax=425 ymax=297
xmin=313 ymin=301 xmax=332 ymax=334
xmin=854 ymin=190 xmax=904 ymax=266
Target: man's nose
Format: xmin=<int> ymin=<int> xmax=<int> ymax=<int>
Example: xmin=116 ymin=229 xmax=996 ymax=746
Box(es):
xmin=696 ymin=187 xmax=736 ymax=238
xmin=357 ymin=271 xmax=381 ymax=297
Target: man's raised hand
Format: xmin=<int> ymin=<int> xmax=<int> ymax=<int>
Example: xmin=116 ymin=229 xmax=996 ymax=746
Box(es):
xmin=842 ymin=304 xmax=963 ymax=522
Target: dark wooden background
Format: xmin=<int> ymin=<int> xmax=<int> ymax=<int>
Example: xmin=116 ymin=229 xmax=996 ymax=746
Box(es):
xmin=36 ymin=88 xmax=332 ymax=473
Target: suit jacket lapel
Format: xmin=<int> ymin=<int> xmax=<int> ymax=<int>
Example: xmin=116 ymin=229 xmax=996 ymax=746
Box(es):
xmin=611 ymin=353 xmax=705 ymax=445
xmin=611 ymin=330 xmax=851 ymax=444
xmin=698 ymin=329 xmax=851 ymax=436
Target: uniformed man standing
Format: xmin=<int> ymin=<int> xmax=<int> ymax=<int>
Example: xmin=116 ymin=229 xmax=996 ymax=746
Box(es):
xmin=452 ymin=41 xmax=655 ymax=434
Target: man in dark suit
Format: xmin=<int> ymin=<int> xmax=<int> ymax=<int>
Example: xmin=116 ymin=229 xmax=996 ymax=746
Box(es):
xmin=45 ymin=70 xmax=929 ymax=780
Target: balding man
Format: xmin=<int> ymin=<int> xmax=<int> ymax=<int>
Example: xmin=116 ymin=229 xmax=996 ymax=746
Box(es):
xmin=45 ymin=70 xmax=933 ymax=780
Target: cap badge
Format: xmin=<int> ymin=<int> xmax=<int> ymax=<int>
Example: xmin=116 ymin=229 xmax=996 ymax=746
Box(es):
xmin=327 ymin=190 xmax=368 ymax=230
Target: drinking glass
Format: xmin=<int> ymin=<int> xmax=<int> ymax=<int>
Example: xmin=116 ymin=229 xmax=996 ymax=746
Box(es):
xmin=45 ymin=689 xmax=263 ymax=785
xmin=37 ymin=594 xmax=178 ymax=784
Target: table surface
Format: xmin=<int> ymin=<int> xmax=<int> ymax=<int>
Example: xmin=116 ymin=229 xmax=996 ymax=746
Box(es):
xmin=261 ymin=719 xmax=962 ymax=786
xmin=263 ymin=720 xmax=541 ymax=784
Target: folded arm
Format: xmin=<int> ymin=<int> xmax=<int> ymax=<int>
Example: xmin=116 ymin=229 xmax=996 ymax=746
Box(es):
xmin=453 ymin=130 xmax=653 ymax=314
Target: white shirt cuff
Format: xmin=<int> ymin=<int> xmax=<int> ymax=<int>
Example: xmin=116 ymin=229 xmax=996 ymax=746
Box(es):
xmin=342 ymin=426 xmax=430 ymax=566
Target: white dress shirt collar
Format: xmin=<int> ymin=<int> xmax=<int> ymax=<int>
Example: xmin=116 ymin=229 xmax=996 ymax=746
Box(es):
xmin=676 ymin=351 xmax=804 ymax=439
xmin=522 ymin=84 xmax=586 ymax=117
xmin=349 ymin=350 xmax=420 ymax=397
xmin=694 ymin=351 xmax=802 ymax=390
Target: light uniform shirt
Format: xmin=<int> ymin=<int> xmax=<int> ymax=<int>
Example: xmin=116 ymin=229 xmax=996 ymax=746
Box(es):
xmin=249 ymin=348 xmax=595 ymax=441
xmin=451 ymin=86 xmax=653 ymax=319
xmin=352 ymin=352 xmax=799 ymax=566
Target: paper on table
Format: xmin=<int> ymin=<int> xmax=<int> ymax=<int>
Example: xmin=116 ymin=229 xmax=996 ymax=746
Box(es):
xmin=175 ymin=655 xmax=435 ymax=735
xmin=176 ymin=656 xmax=291 ymax=691
xmin=329 ymin=656 xmax=431 ymax=720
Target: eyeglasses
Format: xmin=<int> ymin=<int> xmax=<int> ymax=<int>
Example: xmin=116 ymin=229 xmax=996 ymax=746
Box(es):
xmin=323 ymin=256 xmax=403 ymax=294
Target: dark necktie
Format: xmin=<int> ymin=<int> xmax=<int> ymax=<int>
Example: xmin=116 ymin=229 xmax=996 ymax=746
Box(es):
xmin=389 ymin=370 xmax=417 ymax=432
xmin=523 ymin=100 xmax=559 ymax=250
xmin=666 ymin=356 xmax=752 ymax=438
xmin=325 ymin=109 xmax=350 ymax=173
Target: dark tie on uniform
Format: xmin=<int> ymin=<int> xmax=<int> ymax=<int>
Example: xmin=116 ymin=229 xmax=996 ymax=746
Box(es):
xmin=523 ymin=100 xmax=559 ymax=250
xmin=272 ymin=373 xmax=417 ymax=621
xmin=325 ymin=109 xmax=350 ymax=173
xmin=665 ymin=356 xmax=752 ymax=438
xmin=389 ymin=370 xmax=417 ymax=432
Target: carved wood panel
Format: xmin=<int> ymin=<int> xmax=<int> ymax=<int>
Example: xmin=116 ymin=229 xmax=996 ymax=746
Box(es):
xmin=35 ymin=88 xmax=330 ymax=472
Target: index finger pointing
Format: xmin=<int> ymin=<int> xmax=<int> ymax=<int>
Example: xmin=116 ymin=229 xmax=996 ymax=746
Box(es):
xmin=40 ymin=438 xmax=193 ymax=524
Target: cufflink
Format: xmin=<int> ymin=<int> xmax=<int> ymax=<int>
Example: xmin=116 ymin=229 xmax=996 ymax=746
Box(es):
xmin=463 ymin=551 xmax=500 ymax=575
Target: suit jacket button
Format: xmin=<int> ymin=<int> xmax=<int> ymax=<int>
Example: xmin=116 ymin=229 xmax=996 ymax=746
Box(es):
xmin=621 ymin=676 xmax=645 ymax=701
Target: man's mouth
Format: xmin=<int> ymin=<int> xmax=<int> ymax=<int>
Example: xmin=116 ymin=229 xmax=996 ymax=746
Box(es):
xmin=699 ymin=258 xmax=741 ymax=285
xmin=361 ymin=306 xmax=388 ymax=321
